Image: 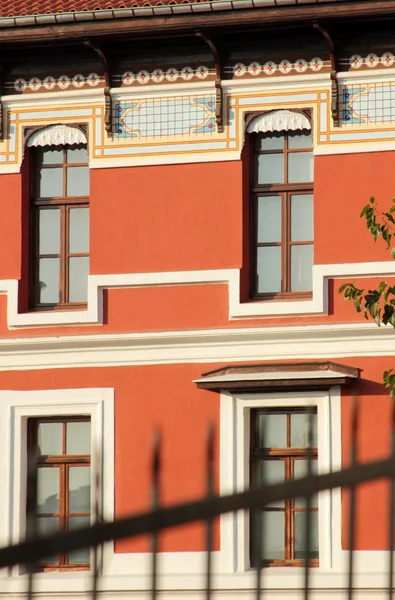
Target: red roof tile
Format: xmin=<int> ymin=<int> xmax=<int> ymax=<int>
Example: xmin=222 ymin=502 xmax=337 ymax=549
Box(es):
xmin=0 ymin=0 xmax=206 ymax=18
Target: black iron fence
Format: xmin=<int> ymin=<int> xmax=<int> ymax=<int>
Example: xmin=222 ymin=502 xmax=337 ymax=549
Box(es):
xmin=1 ymin=400 xmax=395 ymax=598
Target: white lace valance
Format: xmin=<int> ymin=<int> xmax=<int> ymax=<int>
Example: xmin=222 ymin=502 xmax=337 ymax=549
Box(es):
xmin=247 ymin=110 xmax=311 ymax=134
xmin=27 ymin=125 xmax=87 ymax=147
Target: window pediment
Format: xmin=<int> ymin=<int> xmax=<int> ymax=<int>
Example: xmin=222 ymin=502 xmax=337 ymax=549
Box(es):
xmin=194 ymin=361 xmax=359 ymax=392
xmin=27 ymin=124 xmax=87 ymax=147
xmin=247 ymin=110 xmax=311 ymax=134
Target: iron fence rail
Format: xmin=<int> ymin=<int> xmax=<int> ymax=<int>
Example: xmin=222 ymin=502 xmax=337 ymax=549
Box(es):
xmin=1 ymin=402 xmax=395 ymax=600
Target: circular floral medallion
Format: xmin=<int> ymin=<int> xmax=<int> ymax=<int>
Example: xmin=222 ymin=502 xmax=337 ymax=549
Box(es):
xmin=87 ymin=73 xmax=100 ymax=87
xmin=366 ymin=53 xmax=379 ymax=68
xmin=349 ymin=55 xmax=363 ymax=69
xmin=152 ymin=69 xmax=164 ymax=83
xmin=14 ymin=78 xmax=26 ymax=92
xmin=233 ymin=63 xmax=246 ymax=77
xmin=58 ymin=75 xmax=70 ymax=89
xmin=248 ymin=62 xmax=261 ymax=76
xmin=263 ymin=61 xmax=277 ymax=75
xmin=73 ymin=74 xmax=85 ymax=88
xmin=310 ymin=57 xmax=323 ymax=71
xmin=196 ymin=65 xmax=209 ymax=79
xmin=382 ymin=52 xmax=395 ymax=67
xmin=43 ymin=76 xmax=56 ymax=90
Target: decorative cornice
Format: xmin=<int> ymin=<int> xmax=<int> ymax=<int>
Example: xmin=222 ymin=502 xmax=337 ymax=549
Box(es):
xmin=0 ymin=322 xmax=392 ymax=372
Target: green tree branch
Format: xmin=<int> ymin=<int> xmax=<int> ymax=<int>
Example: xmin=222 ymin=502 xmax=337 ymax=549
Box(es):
xmin=339 ymin=196 xmax=395 ymax=397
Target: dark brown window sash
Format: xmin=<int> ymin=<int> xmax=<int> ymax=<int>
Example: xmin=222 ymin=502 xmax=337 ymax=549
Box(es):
xmin=30 ymin=147 xmax=89 ymax=310
xmin=27 ymin=417 xmax=91 ymax=571
xmin=250 ymin=408 xmax=318 ymax=567
xmin=250 ymin=132 xmax=314 ymax=300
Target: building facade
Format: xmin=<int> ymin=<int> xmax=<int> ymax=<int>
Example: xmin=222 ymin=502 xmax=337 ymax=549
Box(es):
xmin=0 ymin=0 xmax=394 ymax=597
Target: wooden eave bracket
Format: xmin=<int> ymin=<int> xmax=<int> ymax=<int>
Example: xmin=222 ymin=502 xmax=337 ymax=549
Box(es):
xmin=85 ymin=40 xmax=112 ymax=135
xmin=194 ymin=361 xmax=360 ymax=393
xmin=0 ymin=66 xmax=4 ymax=142
xmin=196 ymin=32 xmax=224 ymax=133
xmin=313 ymin=24 xmax=339 ymax=127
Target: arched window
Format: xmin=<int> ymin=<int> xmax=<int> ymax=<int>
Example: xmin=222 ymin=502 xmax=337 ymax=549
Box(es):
xmin=27 ymin=125 xmax=90 ymax=309
xmin=247 ymin=110 xmax=314 ymax=299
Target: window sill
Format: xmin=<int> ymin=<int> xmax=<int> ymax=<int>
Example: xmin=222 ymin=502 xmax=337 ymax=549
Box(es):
xmin=249 ymin=292 xmax=313 ymax=302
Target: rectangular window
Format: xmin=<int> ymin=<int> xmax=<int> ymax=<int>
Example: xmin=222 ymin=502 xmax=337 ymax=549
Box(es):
xmin=250 ymin=408 xmax=318 ymax=567
xmin=27 ymin=417 xmax=91 ymax=570
xmin=30 ymin=145 xmax=90 ymax=309
xmin=251 ymin=131 xmax=314 ymax=299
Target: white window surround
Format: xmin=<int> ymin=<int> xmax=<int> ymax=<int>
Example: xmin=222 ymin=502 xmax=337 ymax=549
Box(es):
xmin=0 ymin=388 xmax=114 ymax=589
xmin=219 ymin=389 xmax=340 ymax=579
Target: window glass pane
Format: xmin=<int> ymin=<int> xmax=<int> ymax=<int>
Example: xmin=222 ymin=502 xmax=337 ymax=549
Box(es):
xmin=291 ymin=245 xmax=313 ymax=292
xmin=69 ymin=257 xmax=89 ymax=302
xmin=294 ymin=511 xmax=319 ymax=559
xmin=257 ymin=246 xmax=281 ymax=293
xmin=261 ymin=511 xmax=285 ymax=560
xmin=37 ymin=517 xmax=60 ymax=564
xmin=68 ymin=517 xmax=91 ymax=564
xmin=69 ymin=208 xmax=89 ymax=253
xmin=39 ymin=209 xmax=60 ymax=255
xmin=294 ymin=459 xmax=318 ymax=508
xmin=38 ymin=167 xmax=63 ymax=198
xmin=256 ymin=460 xmax=285 ymax=507
xmin=288 ymin=131 xmax=313 ymax=149
xmin=69 ymin=466 xmax=91 ymax=513
xmin=256 ymin=133 xmax=284 ymax=151
xmin=66 ymin=166 xmax=89 ymax=196
xmin=37 ymin=147 xmax=63 ymax=165
xmin=291 ymin=412 xmax=317 ymax=447
xmin=291 ymin=194 xmax=314 ymax=241
xmin=256 ymin=412 xmax=287 ymax=448
xmin=37 ymin=466 xmax=60 ymax=514
xmin=67 ymin=145 xmax=89 ymax=164
xmin=39 ymin=258 xmax=60 ymax=304
xmin=257 ymin=154 xmax=284 ymax=184
xmin=288 ymin=152 xmax=314 ymax=183
xmin=66 ymin=421 xmax=91 ymax=455
xmin=257 ymin=196 xmax=281 ymax=243
xmin=37 ymin=422 xmax=63 ymax=455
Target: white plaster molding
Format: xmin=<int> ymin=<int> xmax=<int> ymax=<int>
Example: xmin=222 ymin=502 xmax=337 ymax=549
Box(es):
xmin=0 ymin=322 xmax=393 ymax=372
xmin=1 ymin=261 xmax=395 ymax=329
xmin=247 ymin=110 xmax=311 ymax=133
xmin=27 ymin=124 xmax=87 ymax=147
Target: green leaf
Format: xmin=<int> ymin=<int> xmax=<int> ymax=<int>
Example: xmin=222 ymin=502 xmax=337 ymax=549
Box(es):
xmin=378 ymin=281 xmax=388 ymax=295
xmin=338 ymin=283 xmax=350 ymax=294
xmin=369 ymin=196 xmax=376 ymax=204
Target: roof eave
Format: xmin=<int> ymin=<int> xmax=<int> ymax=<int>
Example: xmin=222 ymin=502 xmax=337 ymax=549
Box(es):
xmin=0 ymin=0 xmax=394 ymax=43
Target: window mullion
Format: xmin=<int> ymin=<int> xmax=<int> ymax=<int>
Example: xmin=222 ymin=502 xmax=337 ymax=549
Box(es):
xmin=59 ymin=464 xmax=66 ymax=566
xmin=59 ymin=206 xmax=67 ymax=305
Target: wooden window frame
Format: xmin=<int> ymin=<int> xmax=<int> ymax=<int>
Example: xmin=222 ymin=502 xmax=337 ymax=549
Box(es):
xmin=250 ymin=408 xmax=318 ymax=568
xmin=250 ymin=131 xmax=314 ymax=300
xmin=30 ymin=146 xmax=89 ymax=310
xmin=27 ymin=416 xmax=91 ymax=572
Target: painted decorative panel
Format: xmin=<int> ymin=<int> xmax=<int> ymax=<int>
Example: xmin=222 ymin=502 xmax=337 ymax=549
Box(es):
xmin=340 ymin=83 xmax=395 ymax=125
xmin=114 ymin=96 xmax=216 ymax=138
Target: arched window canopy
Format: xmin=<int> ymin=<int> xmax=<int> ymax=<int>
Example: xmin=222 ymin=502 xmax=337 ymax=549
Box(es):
xmin=27 ymin=124 xmax=87 ymax=148
xmin=246 ymin=110 xmax=311 ymax=134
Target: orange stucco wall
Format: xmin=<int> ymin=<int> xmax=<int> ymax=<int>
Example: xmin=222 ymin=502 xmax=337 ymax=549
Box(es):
xmin=0 ymin=152 xmax=393 ymax=336
xmin=0 ymin=356 xmax=391 ymax=552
